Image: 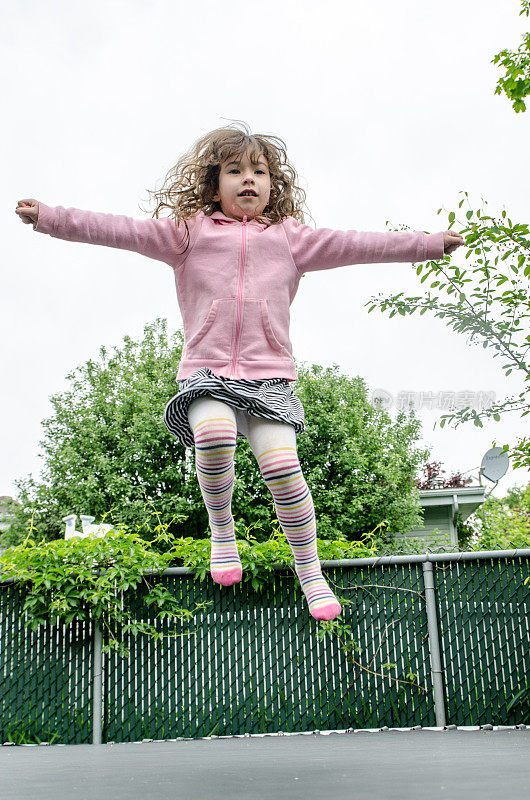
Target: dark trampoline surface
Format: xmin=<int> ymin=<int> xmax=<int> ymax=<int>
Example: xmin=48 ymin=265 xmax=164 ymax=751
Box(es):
xmin=1 ymin=730 xmax=529 ymax=800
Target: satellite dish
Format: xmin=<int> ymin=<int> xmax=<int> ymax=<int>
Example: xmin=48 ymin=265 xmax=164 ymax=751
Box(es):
xmin=480 ymin=446 xmax=509 ymax=483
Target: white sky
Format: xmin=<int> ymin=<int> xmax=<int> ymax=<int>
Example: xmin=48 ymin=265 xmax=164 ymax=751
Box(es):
xmin=2 ymin=0 xmax=529 ymax=501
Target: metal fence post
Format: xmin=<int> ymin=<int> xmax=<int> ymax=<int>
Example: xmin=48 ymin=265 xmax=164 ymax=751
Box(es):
xmin=92 ymin=620 xmax=103 ymax=745
xmin=422 ymin=560 xmax=447 ymax=727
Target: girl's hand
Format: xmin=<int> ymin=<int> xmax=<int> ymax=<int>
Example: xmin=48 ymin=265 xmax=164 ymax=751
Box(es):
xmin=443 ymin=230 xmax=464 ymax=255
xmin=15 ymin=199 xmax=39 ymax=226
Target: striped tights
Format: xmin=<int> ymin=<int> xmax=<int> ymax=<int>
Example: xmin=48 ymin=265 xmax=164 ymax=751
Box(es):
xmin=188 ymin=397 xmax=341 ymax=621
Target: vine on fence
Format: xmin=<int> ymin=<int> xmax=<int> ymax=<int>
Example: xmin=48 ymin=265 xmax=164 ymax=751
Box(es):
xmin=6 ymin=499 xmax=526 ymax=698
xmin=0 ymin=508 xmax=214 ymax=658
xmin=0 ymin=501 xmax=451 ymax=695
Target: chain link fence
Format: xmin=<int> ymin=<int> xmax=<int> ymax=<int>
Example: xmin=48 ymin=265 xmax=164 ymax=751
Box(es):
xmin=1 ymin=549 xmax=529 ymax=744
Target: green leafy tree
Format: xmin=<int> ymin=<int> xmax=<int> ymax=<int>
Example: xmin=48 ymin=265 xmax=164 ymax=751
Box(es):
xmin=4 ymin=320 xmax=432 ymax=548
xmin=492 ymin=0 xmax=530 ymax=113
xmin=5 ymin=318 xmax=204 ymax=547
xmin=365 ymin=192 xmax=530 ymax=473
xmin=465 ymin=482 xmax=530 ymax=550
xmin=293 ymin=363 xmax=431 ymax=542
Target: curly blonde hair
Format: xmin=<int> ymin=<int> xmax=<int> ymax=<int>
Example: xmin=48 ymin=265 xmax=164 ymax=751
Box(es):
xmin=142 ymin=120 xmax=311 ymax=255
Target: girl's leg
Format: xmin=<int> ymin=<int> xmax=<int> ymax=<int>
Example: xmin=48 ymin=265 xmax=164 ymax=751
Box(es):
xmin=187 ymin=396 xmax=242 ymax=586
xmin=245 ymin=415 xmax=342 ymax=621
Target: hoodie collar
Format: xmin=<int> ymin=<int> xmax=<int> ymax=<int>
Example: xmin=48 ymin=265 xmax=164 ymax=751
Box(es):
xmin=209 ymin=210 xmax=268 ymax=229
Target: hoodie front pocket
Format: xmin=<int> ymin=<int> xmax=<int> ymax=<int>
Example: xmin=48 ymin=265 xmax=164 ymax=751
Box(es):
xmin=185 ymin=298 xmax=236 ymax=360
xmin=237 ymin=299 xmax=288 ymax=361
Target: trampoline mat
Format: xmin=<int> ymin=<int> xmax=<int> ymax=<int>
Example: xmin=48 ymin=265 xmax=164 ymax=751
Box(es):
xmin=1 ymin=729 xmax=529 ymax=800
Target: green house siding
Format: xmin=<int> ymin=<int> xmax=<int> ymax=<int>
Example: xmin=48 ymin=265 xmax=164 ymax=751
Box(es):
xmin=408 ymin=506 xmax=453 ymax=547
xmin=395 ymin=487 xmax=486 ymax=549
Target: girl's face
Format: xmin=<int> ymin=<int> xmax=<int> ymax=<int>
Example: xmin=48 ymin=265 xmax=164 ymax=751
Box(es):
xmin=213 ymin=148 xmax=271 ymax=220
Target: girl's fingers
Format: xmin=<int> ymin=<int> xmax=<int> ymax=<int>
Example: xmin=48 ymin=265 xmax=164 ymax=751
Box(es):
xmin=15 ymin=199 xmax=38 ymax=221
xmin=15 ymin=199 xmax=38 ymax=225
xmin=16 ymin=199 xmax=38 ymax=212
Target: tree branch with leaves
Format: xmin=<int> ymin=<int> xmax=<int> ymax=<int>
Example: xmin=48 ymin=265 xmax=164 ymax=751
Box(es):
xmin=492 ymin=0 xmax=530 ymax=113
xmin=365 ymin=190 xmax=530 ymax=472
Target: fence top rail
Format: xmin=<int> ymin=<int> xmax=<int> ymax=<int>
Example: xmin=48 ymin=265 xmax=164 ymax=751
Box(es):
xmin=1 ymin=548 xmax=529 ymax=587
xmin=155 ymin=548 xmax=530 ymax=575
xmin=318 ymin=547 xmax=530 ymax=568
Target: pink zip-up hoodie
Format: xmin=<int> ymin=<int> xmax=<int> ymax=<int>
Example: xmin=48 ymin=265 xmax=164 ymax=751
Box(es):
xmin=34 ymin=203 xmax=445 ymax=381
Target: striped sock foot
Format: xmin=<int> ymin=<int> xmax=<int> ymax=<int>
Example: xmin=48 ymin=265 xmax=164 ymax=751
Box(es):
xmin=210 ymin=529 xmax=242 ymax=586
xmin=258 ymin=447 xmax=342 ymax=621
xmin=294 ymin=563 xmax=342 ymax=621
xmin=192 ymin=416 xmax=242 ymax=587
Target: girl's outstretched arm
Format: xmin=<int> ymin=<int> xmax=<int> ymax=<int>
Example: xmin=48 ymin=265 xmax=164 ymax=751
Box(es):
xmin=282 ymin=217 xmax=455 ymax=275
xmin=15 ymin=199 xmax=194 ymax=269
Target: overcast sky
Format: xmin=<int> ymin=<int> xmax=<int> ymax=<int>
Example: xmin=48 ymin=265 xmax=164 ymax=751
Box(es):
xmin=2 ymin=0 xmax=529 ymax=503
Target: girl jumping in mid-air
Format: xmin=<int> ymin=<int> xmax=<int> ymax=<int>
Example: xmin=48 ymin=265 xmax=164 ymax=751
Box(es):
xmin=16 ymin=121 xmax=464 ymax=621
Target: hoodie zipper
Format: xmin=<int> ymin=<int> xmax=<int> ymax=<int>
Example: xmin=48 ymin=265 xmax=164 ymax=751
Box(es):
xmin=229 ymin=215 xmax=248 ymax=378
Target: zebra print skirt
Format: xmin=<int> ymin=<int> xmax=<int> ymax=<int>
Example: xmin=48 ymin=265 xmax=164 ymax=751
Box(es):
xmin=164 ymin=367 xmax=306 ymax=448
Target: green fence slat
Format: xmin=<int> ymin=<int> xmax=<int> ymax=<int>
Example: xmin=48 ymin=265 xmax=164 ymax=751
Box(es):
xmin=0 ymin=585 xmax=92 ymax=745
xmin=435 ymin=556 xmax=530 ymax=726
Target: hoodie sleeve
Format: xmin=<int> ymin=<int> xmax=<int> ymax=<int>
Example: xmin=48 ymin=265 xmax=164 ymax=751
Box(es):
xmin=33 ymin=203 xmax=199 ymax=269
xmin=282 ymin=216 xmax=445 ymax=275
